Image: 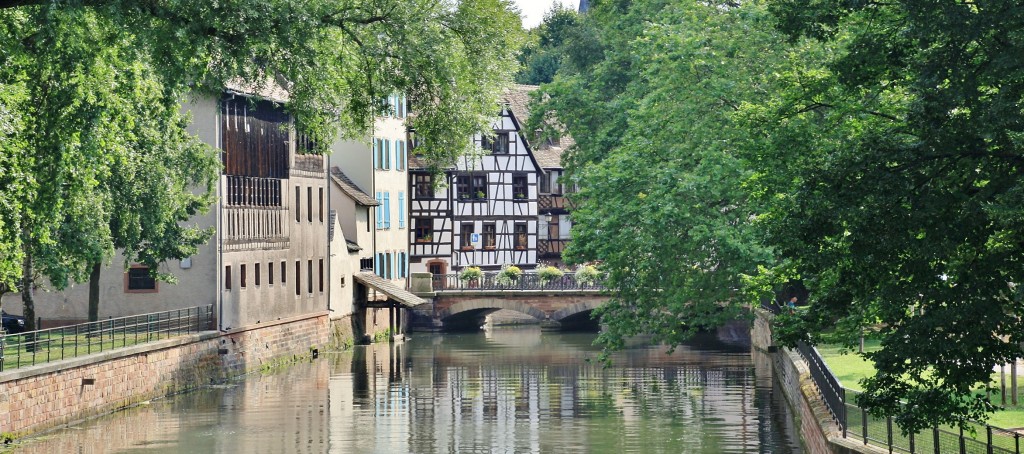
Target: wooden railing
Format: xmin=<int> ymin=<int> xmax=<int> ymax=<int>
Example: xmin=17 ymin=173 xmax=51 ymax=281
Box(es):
xmin=224 ymin=206 xmax=288 ymax=242
xmin=538 ymin=194 xmax=573 ymax=212
xmin=537 ymin=239 xmax=569 ymax=258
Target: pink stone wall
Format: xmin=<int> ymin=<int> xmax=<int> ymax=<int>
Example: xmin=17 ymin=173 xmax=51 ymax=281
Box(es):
xmin=0 ymin=312 xmax=330 ymax=438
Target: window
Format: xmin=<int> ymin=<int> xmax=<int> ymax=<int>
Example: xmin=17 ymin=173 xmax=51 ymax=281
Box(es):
xmin=398 ymin=192 xmax=405 ymax=229
xmin=456 ymin=174 xmax=487 ymax=201
xmin=415 ymin=219 xmax=433 ymax=242
xmin=126 ymin=267 xmax=157 ymax=292
xmin=512 ymin=174 xmax=528 ymax=200
xmin=307 ymin=187 xmax=312 ymax=222
xmin=383 ymin=139 xmax=391 ymax=170
xmin=375 ymin=192 xmax=383 ymax=229
xmin=414 ymin=174 xmax=433 ymax=198
xmin=281 ymin=260 xmax=287 ymax=284
xmin=482 ymin=132 xmax=509 ymax=154
xmin=308 ymin=260 xmax=313 ymax=294
xmin=472 ymin=175 xmax=487 ymax=200
xmin=319 ymin=187 xmax=324 ymax=222
xmin=224 ymin=266 xmax=232 ymax=290
xmin=373 ymin=138 xmax=380 ymax=169
xmin=376 ymin=252 xmax=385 ymax=278
xmin=383 ymin=192 xmax=391 ymax=229
xmin=483 ymin=223 xmax=496 ymax=249
xmin=255 ymin=263 xmax=261 ymax=286
xmin=240 ymin=264 xmax=247 ymax=289
xmin=540 ymin=173 xmax=551 ymax=194
xmin=514 ymin=224 xmax=527 ymax=250
xmin=269 ymin=262 xmax=275 ymax=285
xmin=295 ymin=186 xmax=301 ymax=222
xmin=395 ymin=140 xmax=405 ymax=171
xmin=295 ymin=261 xmax=301 ymax=296
xmin=461 ymin=223 xmax=474 ymax=248
xmin=386 ymin=253 xmax=393 ymax=280
xmin=318 ymin=259 xmax=324 ymax=293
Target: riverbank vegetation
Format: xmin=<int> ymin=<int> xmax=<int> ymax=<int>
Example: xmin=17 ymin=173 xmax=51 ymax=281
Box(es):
xmin=532 ymin=0 xmax=1024 ymax=434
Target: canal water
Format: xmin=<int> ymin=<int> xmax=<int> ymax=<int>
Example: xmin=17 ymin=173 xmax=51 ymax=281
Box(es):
xmin=10 ymin=326 xmax=803 ymax=453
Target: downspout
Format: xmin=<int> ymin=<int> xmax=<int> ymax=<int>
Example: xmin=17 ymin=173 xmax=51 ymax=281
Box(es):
xmin=216 ymin=100 xmax=225 ymax=331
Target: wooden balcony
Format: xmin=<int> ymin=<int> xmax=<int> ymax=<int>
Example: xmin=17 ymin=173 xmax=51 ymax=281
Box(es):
xmin=538 ymin=194 xmax=573 ymax=213
xmin=537 ymin=239 xmax=570 ymax=259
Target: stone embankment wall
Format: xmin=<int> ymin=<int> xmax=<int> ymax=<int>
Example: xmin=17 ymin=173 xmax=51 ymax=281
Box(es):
xmin=0 ymin=312 xmax=331 ymax=439
xmin=753 ymin=309 xmax=888 ymax=454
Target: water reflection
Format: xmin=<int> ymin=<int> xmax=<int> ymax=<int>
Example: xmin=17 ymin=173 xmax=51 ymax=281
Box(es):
xmin=10 ymin=327 xmax=801 ymax=454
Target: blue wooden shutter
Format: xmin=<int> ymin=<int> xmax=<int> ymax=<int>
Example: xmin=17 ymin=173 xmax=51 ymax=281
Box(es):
xmin=375 ymin=192 xmax=383 ymax=229
xmin=398 ymin=192 xmax=405 ymax=228
xmin=373 ymin=253 xmax=380 ymax=276
xmin=383 ymin=192 xmax=391 ymax=228
xmin=372 ymin=138 xmax=379 ymax=169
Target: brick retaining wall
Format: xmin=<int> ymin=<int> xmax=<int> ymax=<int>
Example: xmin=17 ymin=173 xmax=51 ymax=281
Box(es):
xmin=0 ymin=312 xmax=330 ymax=438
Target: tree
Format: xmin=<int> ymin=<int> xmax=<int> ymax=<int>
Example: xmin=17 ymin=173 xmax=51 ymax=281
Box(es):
xmin=515 ymin=3 xmax=579 ymax=85
xmin=757 ymin=0 xmax=1024 ymax=434
xmin=531 ymin=0 xmax=785 ymax=351
xmin=535 ymin=0 xmax=1024 ymax=433
xmin=0 ymin=0 xmax=524 ymax=329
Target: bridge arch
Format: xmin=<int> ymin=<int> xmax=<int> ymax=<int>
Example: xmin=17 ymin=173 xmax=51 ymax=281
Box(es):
xmin=550 ymin=299 xmax=604 ymax=322
xmin=439 ymin=298 xmax=547 ymax=321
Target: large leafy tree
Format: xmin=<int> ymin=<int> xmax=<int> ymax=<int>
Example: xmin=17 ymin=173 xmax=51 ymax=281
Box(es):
xmin=537 ymin=0 xmax=1024 ymax=432
xmin=759 ymin=0 xmax=1024 ymax=433
xmin=515 ymin=3 xmax=579 ymax=85
xmin=533 ymin=0 xmax=785 ymax=350
xmin=0 ymin=0 xmax=523 ymax=329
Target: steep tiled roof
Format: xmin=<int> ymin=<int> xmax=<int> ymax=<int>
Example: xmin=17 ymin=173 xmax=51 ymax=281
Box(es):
xmin=408 ymin=84 xmax=574 ymax=170
xmin=504 ymin=84 xmax=572 ymax=170
xmin=330 ymin=167 xmax=378 ymax=206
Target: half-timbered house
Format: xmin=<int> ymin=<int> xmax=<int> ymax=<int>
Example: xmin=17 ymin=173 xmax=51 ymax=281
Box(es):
xmin=408 ymin=86 xmax=549 ymax=274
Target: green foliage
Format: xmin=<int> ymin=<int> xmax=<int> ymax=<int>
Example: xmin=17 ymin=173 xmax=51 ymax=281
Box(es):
xmin=515 ymin=4 xmax=579 ymax=85
xmin=535 ymin=0 xmax=1024 ymax=431
xmin=459 ymin=266 xmax=483 ymax=282
xmin=536 ymin=266 xmax=564 ymax=285
xmin=574 ymin=264 xmax=601 ymax=286
xmin=495 ymin=264 xmax=522 ymax=286
xmin=0 ymin=0 xmax=523 ymax=324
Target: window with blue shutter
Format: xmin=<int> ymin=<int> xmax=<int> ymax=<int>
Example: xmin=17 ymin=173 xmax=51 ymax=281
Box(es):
xmin=398 ymin=192 xmax=405 ymax=228
xmin=395 ymin=140 xmax=403 ymax=171
xmin=373 ymin=253 xmax=380 ymax=276
xmin=375 ymin=192 xmax=383 ymax=229
xmin=383 ymin=192 xmax=391 ymax=229
xmin=372 ymin=138 xmax=378 ymax=169
xmin=378 ymin=253 xmax=385 ymax=278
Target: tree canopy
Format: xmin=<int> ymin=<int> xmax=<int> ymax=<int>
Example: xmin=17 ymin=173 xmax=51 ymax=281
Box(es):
xmin=534 ymin=0 xmax=1024 ymax=433
xmin=0 ymin=0 xmax=523 ymax=327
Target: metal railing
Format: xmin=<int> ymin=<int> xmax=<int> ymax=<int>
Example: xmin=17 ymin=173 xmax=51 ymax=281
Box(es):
xmin=761 ymin=302 xmax=1022 ymax=453
xmin=0 ymin=305 xmax=214 ymax=372
xmin=795 ymin=340 xmax=847 ymax=433
xmin=844 ymin=389 xmax=1022 ymax=454
xmin=432 ymin=272 xmax=605 ymax=292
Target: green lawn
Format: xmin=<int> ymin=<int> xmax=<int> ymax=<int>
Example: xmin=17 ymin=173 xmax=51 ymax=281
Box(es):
xmin=816 ymin=340 xmax=1024 ymax=429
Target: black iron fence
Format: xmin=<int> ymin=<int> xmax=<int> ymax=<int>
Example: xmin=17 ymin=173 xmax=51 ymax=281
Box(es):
xmin=0 ymin=305 xmax=214 ymax=372
xmin=844 ymin=389 xmax=1022 ymax=454
xmin=432 ymin=272 xmax=605 ymax=292
xmin=795 ymin=340 xmax=847 ymax=433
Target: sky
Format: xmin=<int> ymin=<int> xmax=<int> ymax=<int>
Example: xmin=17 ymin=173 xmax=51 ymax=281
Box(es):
xmin=513 ymin=0 xmax=579 ymax=29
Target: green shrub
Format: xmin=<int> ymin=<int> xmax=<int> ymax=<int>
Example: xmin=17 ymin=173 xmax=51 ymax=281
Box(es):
xmin=537 ymin=265 xmax=564 ymax=285
xmin=496 ymin=264 xmax=523 ymax=286
xmin=575 ymin=264 xmax=601 ymax=285
xmin=459 ymin=266 xmax=483 ymax=282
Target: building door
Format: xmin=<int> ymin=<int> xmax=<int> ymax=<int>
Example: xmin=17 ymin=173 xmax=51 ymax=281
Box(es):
xmin=427 ymin=261 xmax=447 ymax=290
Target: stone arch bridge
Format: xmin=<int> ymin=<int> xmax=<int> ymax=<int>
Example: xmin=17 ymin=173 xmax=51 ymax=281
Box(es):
xmin=407 ymin=273 xmax=609 ymax=331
